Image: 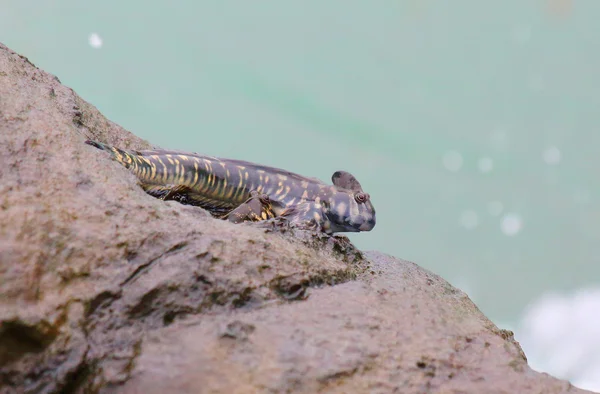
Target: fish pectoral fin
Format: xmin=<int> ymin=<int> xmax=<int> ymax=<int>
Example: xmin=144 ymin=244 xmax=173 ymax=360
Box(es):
xmin=279 ymin=202 xmax=322 ymax=231
xmin=221 ymin=191 xmax=275 ymax=224
xmin=162 ymin=184 xmax=193 ymax=201
xmin=142 ymin=184 xmax=193 ymax=203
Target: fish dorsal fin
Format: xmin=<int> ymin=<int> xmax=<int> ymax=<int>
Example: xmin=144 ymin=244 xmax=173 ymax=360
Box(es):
xmin=331 ymin=171 xmax=363 ymax=192
xmin=137 ymin=148 xmax=326 ymax=184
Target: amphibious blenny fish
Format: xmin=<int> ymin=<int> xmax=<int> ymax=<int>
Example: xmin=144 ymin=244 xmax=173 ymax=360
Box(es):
xmin=85 ymin=140 xmax=376 ymax=234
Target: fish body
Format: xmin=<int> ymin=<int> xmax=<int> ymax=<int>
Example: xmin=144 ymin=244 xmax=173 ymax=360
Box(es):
xmin=85 ymin=140 xmax=376 ymax=234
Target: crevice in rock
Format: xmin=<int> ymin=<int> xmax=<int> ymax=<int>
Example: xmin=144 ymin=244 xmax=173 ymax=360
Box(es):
xmin=127 ymin=288 xmax=162 ymax=319
xmin=60 ymin=358 xmax=93 ymax=394
xmin=269 ymin=268 xmax=358 ymax=302
xmin=219 ymin=320 xmax=256 ymax=341
xmin=162 ymin=311 xmax=177 ymax=326
xmin=0 ymin=320 xmax=58 ymax=366
xmin=120 ymin=241 xmax=188 ymax=286
xmin=231 ymin=287 xmax=255 ymax=308
xmin=86 ymin=290 xmax=122 ymax=317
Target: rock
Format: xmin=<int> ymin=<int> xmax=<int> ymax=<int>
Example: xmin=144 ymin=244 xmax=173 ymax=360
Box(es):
xmin=0 ymin=42 xmax=591 ymax=394
xmin=120 ymin=253 xmax=587 ymax=394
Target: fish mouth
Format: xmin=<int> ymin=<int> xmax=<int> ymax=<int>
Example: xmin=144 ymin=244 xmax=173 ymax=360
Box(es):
xmin=358 ymin=218 xmax=376 ymax=232
xmin=326 ymin=211 xmax=375 ymax=233
xmin=326 ymin=220 xmax=361 ymax=234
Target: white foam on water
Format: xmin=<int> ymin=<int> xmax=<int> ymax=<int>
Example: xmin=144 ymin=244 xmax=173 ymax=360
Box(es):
xmin=543 ymin=146 xmax=561 ymax=165
xmin=442 ymin=150 xmax=463 ymax=172
xmin=501 ymin=213 xmax=522 ymax=236
xmin=516 ymin=288 xmax=600 ymax=392
xmin=89 ymin=33 xmax=103 ymax=49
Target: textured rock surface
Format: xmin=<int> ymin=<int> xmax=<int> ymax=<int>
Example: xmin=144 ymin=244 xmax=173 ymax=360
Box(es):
xmin=0 ymin=42 xmax=592 ymax=394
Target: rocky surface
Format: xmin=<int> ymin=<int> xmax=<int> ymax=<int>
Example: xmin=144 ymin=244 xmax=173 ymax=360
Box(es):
xmin=0 ymin=41 xmax=593 ymax=394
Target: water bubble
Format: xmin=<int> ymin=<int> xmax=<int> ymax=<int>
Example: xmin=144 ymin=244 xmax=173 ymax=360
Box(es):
xmin=442 ymin=151 xmax=463 ymax=172
xmin=487 ymin=201 xmax=504 ymax=216
xmin=477 ymin=157 xmax=494 ymax=173
xmin=88 ymin=33 xmax=103 ymax=49
xmin=459 ymin=210 xmax=479 ymax=230
xmin=501 ymin=213 xmax=522 ymax=236
xmin=543 ymin=146 xmax=561 ymax=165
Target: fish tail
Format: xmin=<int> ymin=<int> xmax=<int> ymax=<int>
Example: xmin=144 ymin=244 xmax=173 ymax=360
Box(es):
xmin=85 ymin=139 xmax=140 ymax=171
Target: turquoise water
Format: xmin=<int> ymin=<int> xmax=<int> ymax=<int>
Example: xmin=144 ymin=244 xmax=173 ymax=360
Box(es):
xmin=3 ymin=1 xmax=600 ymax=388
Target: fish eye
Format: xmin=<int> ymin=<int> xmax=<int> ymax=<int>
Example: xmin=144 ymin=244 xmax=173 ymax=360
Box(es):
xmin=354 ymin=192 xmax=368 ymax=203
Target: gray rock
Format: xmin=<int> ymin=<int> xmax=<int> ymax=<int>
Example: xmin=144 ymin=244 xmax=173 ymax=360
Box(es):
xmin=0 ymin=42 xmax=591 ymax=394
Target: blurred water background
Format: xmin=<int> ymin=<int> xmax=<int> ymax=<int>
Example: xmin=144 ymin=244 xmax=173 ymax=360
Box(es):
xmin=2 ymin=0 xmax=598 ymax=390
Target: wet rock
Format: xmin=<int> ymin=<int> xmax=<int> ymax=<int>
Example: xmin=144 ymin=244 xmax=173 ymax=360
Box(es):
xmin=0 ymin=42 xmax=592 ymax=393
